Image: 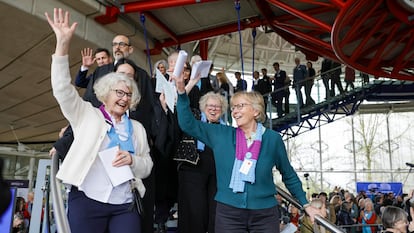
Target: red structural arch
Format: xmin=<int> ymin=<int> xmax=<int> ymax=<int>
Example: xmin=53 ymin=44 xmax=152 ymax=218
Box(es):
xmin=331 ymin=0 xmax=414 ymax=80
xmin=257 ymin=0 xmax=414 ymax=80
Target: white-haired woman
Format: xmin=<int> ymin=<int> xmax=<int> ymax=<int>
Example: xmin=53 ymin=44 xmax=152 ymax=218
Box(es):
xmin=45 ymin=8 xmax=153 ymax=233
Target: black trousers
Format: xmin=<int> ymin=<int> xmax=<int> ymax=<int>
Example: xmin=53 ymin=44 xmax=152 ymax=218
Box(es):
xmin=67 ymin=187 xmax=141 ymax=233
xmin=177 ymin=149 xmax=217 ymax=233
xmin=215 ymin=202 xmax=280 ymax=233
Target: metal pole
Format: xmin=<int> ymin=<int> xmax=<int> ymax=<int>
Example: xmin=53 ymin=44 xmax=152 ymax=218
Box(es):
xmin=28 ymin=157 xmax=35 ymax=191
xmin=352 ymin=117 xmax=357 ymax=184
xmin=386 ymin=113 xmax=394 ymax=181
xmin=50 ymin=155 xmax=72 ymax=233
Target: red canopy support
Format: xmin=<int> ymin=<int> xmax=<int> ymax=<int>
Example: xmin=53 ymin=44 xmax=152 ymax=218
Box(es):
xmin=95 ymin=0 xmax=218 ymax=24
xmin=149 ymin=16 xmax=266 ymax=54
xmin=123 ymin=0 xmax=218 ymax=13
xmin=200 ymin=40 xmax=209 ymax=60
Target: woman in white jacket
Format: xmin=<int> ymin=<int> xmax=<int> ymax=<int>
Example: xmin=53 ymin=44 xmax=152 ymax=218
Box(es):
xmin=45 ymin=8 xmax=153 ymax=233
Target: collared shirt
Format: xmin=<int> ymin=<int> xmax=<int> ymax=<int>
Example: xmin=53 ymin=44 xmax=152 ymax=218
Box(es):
xmin=79 ymin=116 xmax=133 ymax=204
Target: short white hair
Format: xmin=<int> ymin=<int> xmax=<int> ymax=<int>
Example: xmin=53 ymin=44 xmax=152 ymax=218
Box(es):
xmin=93 ymin=72 xmax=140 ymax=110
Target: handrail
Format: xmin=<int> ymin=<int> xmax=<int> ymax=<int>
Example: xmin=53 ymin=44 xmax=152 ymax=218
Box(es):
xmin=275 ymin=185 xmax=345 ymax=233
xmin=50 ymin=154 xmax=71 ymax=233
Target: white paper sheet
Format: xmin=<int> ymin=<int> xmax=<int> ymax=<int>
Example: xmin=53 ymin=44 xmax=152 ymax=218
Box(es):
xmin=190 ymin=60 xmax=212 ymax=79
xmin=98 ymin=146 xmax=134 ymax=187
xmin=173 ymin=50 xmax=188 ymax=78
xmin=155 ymin=68 xmax=177 ymax=113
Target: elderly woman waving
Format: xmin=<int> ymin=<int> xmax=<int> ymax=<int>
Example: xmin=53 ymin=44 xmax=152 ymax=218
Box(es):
xmin=174 ymin=70 xmax=322 ymax=232
xmin=45 ymin=8 xmax=153 ymax=233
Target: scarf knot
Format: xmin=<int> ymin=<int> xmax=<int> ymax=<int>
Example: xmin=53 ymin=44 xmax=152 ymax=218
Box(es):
xmin=99 ymin=105 xmax=135 ymax=154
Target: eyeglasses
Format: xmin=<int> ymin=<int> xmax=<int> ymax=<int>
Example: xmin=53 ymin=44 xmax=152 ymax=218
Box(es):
xmin=206 ymin=104 xmax=222 ymax=110
xmin=112 ymin=89 xmax=132 ymax=99
xmin=112 ymin=42 xmax=130 ymax=48
xmin=230 ymin=103 xmax=251 ymax=111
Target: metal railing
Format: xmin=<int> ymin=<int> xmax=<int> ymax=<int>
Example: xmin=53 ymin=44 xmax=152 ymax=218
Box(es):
xmin=275 ymin=185 xmax=345 ymax=233
xmin=50 ymin=154 xmax=71 ymax=233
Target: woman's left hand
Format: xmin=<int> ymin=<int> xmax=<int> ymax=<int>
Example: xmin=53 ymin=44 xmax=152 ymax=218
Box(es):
xmin=112 ymin=150 xmax=132 ymax=167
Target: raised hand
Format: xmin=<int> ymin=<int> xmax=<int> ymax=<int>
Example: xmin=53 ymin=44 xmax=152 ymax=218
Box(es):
xmin=44 ymin=8 xmax=78 ymax=56
xmin=81 ymin=48 xmax=95 ymax=68
xmin=171 ymin=72 xmax=186 ymax=94
xmin=185 ymin=72 xmax=201 ymax=94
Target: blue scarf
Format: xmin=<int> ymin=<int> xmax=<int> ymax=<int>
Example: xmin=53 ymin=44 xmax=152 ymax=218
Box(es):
xmin=229 ymin=123 xmax=263 ymax=193
xmin=362 ymin=211 xmax=373 ymax=233
xmin=99 ymin=105 xmax=135 ymax=154
xmin=197 ymin=112 xmax=226 ymax=151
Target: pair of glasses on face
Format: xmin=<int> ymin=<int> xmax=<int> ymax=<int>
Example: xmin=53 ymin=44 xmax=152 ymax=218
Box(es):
xmin=112 ymin=89 xmax=132 ymax=99
xmin=206 ymin=104 xmax=221 ymax=110
xmin=112 ymin=42 xmax=130 ymax=48
xmin=230 ymin=103 xmax=251 ymax=111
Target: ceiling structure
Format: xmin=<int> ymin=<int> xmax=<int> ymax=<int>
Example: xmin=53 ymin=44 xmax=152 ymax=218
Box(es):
xmin=0 ymin=0 xmax=413 ymax=149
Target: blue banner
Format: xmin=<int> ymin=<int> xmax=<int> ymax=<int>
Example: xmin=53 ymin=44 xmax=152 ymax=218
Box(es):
xmin=356 ymin=182 xmax=403 ymax=197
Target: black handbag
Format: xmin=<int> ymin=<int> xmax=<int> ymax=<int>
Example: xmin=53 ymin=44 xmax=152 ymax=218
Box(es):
xmin=129 ymin=183 xmax=144 ymax=216
xmin=173 ymin=108 xmax=201 ymax=165
xmin=173 ymin=138 xmax=200 ymax=165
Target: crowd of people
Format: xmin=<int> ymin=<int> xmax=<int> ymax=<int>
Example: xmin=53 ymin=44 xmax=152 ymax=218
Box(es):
xmin=0 ymin=6 xmax=400 ymax=233
xmin=10 ymin=192 xmax=34 ymax=233
xmin=275 ymin=187 xmax=414 ymax=233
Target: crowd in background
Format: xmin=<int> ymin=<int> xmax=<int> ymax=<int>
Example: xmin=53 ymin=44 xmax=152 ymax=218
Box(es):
xmin=276 ymin=186 xmax=414 ymax=233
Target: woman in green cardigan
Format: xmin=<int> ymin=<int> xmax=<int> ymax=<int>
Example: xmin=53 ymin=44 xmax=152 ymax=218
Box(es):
xmin=173 ymin=73 xmax=322 ymax=232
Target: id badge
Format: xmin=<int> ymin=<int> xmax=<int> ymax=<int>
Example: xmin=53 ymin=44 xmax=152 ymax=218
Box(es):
xmin=239 ymin=159 xmax=253 ymax=175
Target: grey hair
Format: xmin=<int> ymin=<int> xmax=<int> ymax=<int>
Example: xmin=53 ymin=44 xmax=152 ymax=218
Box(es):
xmin=154 ymin=59 xmax=168 ymax=74
xmin=199 ymin=91 xmax=228 ymax=116
xmin=93 ymin=72 xmax=140 ymax=110
xmin=230 ymin=91 xmax=266 ymax=123
xmin=381 ymin=206 xmax=408 ymax=229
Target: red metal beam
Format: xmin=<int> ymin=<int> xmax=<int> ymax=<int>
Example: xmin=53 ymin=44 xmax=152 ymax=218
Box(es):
xmin=274 ymin=21 xmax=331 ymax=50
xmin=123 ymin=0 xmax=218 ymax=13
xmin=266 ymin=0 xmax=332 ymax=32
xmin=200 ymin=40 xmax=209 ymax=60
xmin=149 ymin=16 xmax=266 ymax=54
xmin=143 ymin=11 xmax=178 ymax=42
xmin=255 ymin=0 xmax=337 ymax=60
xmin=276 ymin=6 xmax=336 ymax=22
xmin=329 ymin=0 xmax=346 ymax=8
xmin=95 ymin=0 xmax=218 ymax=25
